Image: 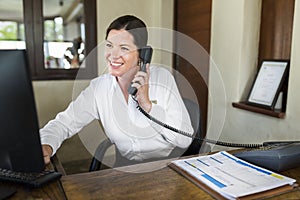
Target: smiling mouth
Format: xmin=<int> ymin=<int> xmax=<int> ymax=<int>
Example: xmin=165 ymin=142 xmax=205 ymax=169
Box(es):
xmin=110 ymin=61 xmax=123 ymax=69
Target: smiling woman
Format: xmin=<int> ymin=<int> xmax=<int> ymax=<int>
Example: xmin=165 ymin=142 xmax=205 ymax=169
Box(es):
xmin=0 ymin=0 xmax=97 ymax=80
xmin=39 ymin=15 xmax=193 ymax=168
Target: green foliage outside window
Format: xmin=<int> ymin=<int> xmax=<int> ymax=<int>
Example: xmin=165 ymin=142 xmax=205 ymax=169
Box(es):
xmin=0 ymin=22 xmax=18 ymax=40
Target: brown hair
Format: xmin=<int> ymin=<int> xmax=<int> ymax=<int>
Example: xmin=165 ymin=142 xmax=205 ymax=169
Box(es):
xmin=105 ymin=15 xmax=148 ymax=49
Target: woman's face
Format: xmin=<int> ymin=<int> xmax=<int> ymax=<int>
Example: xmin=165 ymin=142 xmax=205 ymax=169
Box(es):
xmin=105 ymin=29 xmax=139 ymax=78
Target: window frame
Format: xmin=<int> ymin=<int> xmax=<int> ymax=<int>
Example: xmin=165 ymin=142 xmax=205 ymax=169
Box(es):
xmin=24 ymin=0 xmax=97 ymax=80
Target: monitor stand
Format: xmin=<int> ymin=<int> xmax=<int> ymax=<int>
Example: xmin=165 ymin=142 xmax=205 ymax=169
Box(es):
xmin=0 ymin=186 xmax=16 ymax=199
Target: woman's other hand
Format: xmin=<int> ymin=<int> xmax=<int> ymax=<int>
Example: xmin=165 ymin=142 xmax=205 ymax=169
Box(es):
xmin=42 ymin=144 xmax=53 ymax=165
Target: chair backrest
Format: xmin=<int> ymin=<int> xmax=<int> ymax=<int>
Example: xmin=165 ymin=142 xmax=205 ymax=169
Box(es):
xmin=89 ymin=138 xmax=113 ymax=171
xmin=170 ymin=97 xmax=210 ymax=157
xmin=181 ymin=98 xmax=207 ymax=156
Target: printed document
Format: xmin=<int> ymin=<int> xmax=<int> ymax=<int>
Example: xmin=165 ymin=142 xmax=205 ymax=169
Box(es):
xmin=170 ymin=151 xmax=296 ymax=199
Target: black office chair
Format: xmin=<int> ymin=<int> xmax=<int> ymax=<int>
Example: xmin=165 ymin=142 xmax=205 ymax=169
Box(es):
xmin=89 ymin=98 xmax=210 ymax=171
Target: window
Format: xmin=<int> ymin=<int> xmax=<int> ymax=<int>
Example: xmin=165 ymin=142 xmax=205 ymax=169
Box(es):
xmin=0 ymin=1 xmax=25 ymax=49
xmin=0 ymin=0 xmax=97 ymax=80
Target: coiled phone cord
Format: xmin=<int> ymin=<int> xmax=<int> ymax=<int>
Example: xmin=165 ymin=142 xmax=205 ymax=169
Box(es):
xmin=134 ymin=97 xmax=263 ymax=149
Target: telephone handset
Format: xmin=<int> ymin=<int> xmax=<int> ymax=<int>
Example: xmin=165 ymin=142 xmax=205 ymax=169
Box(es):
xmin=128 ymin=46 xmax=153 ymax=96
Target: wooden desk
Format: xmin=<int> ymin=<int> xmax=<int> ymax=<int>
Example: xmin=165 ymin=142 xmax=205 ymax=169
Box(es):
xmin=3 ymin=154 xmax=300 ymax=199
xmin=61 ymin=158 xmax=300 ymax=200
xmin=0 ymin=180 xmax=66 ymax=200
xmin=61 ymin=160 xmax=214 ymax=199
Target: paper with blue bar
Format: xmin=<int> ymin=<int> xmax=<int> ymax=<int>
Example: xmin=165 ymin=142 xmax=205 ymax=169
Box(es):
xmin=170 ymin=151 xmax=296 ymax=199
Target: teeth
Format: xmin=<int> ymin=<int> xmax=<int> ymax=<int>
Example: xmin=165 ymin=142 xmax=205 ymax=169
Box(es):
xmin=111 ymin=62 xmax=122 ymax=67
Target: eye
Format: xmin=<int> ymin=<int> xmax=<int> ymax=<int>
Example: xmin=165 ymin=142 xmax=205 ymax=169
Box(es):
xmin=105 ymin=43 xmax=113 ymax=48
xmin=121 ymin=46 xmax=130 ymax=52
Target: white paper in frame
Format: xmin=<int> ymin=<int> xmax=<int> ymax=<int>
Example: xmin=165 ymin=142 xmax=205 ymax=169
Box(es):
xmin=247 ymin=60 xmax=289 ymax=110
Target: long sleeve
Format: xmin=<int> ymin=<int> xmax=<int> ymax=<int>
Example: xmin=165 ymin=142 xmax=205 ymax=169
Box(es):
xmin=39 ymin=80 xmax=99 ymax=155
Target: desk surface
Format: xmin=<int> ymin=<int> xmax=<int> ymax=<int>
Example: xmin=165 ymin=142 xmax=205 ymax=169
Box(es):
xmin=0 ymin=181 xmax=66 ymax=200
xmin=3 ymin=153 xmax=300 ymax=200
xmin=61 ymin=158 xmax=300 ymax=200
xmin=62 ymin=161 xmax=214 ymax=199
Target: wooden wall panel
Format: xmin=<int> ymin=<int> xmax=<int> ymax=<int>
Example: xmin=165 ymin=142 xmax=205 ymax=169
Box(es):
xmin=258 ymin=0 xmax=295 ymax=64
xmin=258 ymin=0 xmax=295 ymax=113
xmin=174 ymin=0 xmax=212 ymax=137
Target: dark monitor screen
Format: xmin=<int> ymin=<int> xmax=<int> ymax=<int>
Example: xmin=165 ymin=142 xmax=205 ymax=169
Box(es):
xmin=0 ymin=49 xmax=44 ymax=173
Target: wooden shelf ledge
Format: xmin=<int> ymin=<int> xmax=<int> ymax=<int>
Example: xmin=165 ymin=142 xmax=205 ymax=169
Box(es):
xmin=232 ymin=102 xmax=285 ymax=119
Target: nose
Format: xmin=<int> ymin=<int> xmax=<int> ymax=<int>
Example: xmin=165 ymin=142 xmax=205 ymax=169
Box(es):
xmin=110 ymin=47 xmax=121 ymax=59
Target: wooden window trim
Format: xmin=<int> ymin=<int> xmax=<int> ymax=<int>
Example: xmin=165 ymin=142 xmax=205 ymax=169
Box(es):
xmin=24 ymin=0 xmax=97 ymax=80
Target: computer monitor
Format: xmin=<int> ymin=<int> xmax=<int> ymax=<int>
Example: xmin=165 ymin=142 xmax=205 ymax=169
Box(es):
xmin=0 ymin=49 xmax=45 ymax=173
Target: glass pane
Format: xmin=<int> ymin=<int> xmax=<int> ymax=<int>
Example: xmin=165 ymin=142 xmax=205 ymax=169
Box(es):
xmin=0 ymin=0 xmax=25 ymax=49
xmin=43 ymin=0 xmax=85 ymax=69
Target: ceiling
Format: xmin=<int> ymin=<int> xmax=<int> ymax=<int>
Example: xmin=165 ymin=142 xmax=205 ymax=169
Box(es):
xmin=0 ymin=0 xmax=83 ymax=22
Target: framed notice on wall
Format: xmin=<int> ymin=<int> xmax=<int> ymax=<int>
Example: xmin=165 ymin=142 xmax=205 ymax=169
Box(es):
xmin=246 ymin=60 xmax=289 ymax=110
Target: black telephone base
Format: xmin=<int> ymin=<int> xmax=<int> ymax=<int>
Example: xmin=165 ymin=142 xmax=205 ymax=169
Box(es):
xmin=234 ymin=142 xmax=300 ymax=172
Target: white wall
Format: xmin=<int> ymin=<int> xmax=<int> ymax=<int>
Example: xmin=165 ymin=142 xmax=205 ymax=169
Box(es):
xmin=209 ymin=0 xmax=300 ymax=151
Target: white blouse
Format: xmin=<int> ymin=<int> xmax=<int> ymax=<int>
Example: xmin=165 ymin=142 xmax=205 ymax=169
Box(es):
xmin=40 ymin=66 xmax=193 ymax=161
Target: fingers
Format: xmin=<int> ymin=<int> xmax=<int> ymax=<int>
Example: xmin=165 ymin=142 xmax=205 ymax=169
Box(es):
xmin=42 ymin=145 xmax=53 ymax=165
xmin=131 ymin=75 xmax=145 ymax=89
xmin=131 ymin=64 xmax=152 ymax=112
xmin=44 ymin=155 xmax=51 ymax=165
xmin=146 ymin=63 xmax=150 ymax=74
xmin=131 ymin=65 xmax=149 ymax=89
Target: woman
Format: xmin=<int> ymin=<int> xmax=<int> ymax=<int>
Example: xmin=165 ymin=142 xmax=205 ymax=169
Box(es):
xmin=41 ymin=15 xmax=193 ymax=165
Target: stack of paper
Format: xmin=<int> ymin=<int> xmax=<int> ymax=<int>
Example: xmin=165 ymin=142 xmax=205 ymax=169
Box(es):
xmin=169 ymin=151 xmax=297 ymax=199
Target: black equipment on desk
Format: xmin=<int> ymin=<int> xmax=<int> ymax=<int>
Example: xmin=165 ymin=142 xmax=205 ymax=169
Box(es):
xmin=0 ymin=187 xmax=16 ymax=200
xmin=0 ymin=49 xmax=61 ymax=187
xmin=0 ymin=168 xmax=61 ymax=188
xmin=234 ymin=142 xmax=300 ymax=172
